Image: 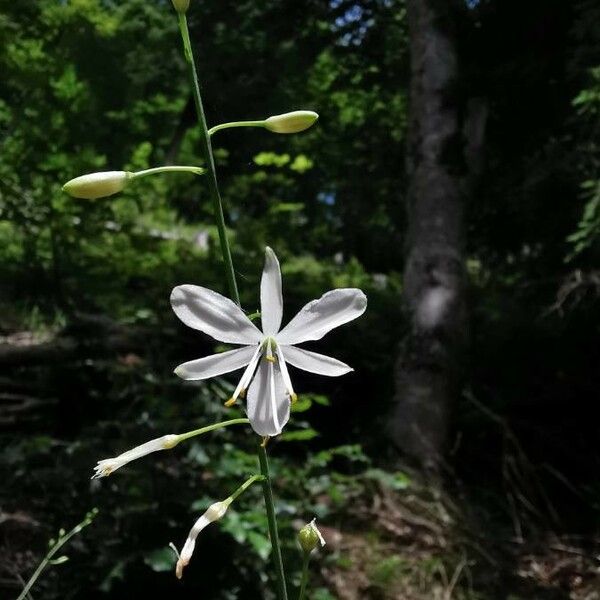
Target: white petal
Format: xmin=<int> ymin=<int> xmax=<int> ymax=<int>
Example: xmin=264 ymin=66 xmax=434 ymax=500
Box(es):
xmin=282 ymin=345 xmax=353 ymax=377
xmin=277 ymin=289 xmax=367 ymax=345
xmin=260 ymin=247 xmax=283 ymax=335
xmin=246 ymin=359 xmax=290 ymax=436
xmin=174 ymin=346 xmax=256 ymax=381
xmin=171 ymin=285 xmax=263 ymax=345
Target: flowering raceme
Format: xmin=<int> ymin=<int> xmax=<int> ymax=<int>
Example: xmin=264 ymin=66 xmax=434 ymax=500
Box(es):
xmin=171 ymin=247 xmax=367 ymax=436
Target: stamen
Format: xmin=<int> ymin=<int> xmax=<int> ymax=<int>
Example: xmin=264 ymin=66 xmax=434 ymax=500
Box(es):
xmin=274 ymin=345 xmax=297 ymax=402
xmin=269 ymin=360 xmax=281 ymax=433
xmin=229 ymin=344 xmax=261 ymax=404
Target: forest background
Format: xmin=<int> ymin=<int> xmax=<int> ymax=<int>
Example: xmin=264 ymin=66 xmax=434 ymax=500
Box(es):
xmin=0 ymin=1 xmax=599 ymax=599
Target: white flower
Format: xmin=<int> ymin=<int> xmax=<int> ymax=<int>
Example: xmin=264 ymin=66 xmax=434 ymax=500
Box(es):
xmin=175 ymin=500 xmax=231 ymax=579
xmin=92 ymin=434 xmax=179 ymax=478
xmin=171 ymin=247 xmax=367 ymax=437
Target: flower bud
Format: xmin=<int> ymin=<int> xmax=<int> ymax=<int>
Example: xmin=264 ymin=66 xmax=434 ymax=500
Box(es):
xmin=63 ymin=171 xmax=131 ymax=200
xmin=264 ymin=111 xmax=319 ymax=134
xmin=171 ymin=0 xmax=190 ymax=13
xmin=298 ymin=518 xmax=326 ymax=554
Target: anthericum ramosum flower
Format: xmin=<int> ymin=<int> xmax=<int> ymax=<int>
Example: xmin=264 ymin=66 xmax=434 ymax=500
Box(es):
xmin=174 ymin=474 xmax=263 ymax=579
xmin=91 ymin=418 xmax=249 ymax=479
xmin=63 ymin=171 xmax=131 ymax=200
xmin=264 ymin=110 xmax=319 ymax=134
xmin=298 ymin=518 xmax=326 ymax=554
xmin=171 ymin=247 xmax=367 ymax=437
xmin=175 ymin=499 xmax=230 ymax=579
xmin=92 ymin=434 xmax=179 ymax=478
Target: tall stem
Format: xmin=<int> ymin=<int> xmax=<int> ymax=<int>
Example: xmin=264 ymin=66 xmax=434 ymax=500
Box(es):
xmin=177 ymin=13 xmax=239 ymax=304
xmin=176 ymin=12 xmax=288 ymax=599
xmin=258 ymin=443 xmax=289 ymax=600
xmin=297 ymin=552 xmax=310 ymax=600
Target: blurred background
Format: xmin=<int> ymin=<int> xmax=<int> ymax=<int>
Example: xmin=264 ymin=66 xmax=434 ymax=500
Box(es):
xmin=1 ymin=0 xmax=599 ymax=598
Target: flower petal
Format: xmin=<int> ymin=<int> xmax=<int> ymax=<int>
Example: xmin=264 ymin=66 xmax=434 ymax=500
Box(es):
xmin=260 ymin=247 xmax=283 ymax=335
xmin=246 ymin=359 xmax=290 ymax=436
xmin=174 ymin=346 xmax=257 ymax=381
xmin=282 ymin=345 xmax=353 ymax=377
xmin=171 ymin=285 xmax=263 ymax=344
xmin=276 ymin=288 xmax=367 ymax=345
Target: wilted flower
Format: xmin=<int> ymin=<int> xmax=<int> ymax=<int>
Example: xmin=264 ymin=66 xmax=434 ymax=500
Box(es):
xmin=298 ymin=518 xmax=326 ymax=554
xmin=171 ymin=247 xmax=367 ymax=436
xmin=175 ymin=499 xmax=231 ymax=579
xmin=264 ymin=111 xmax=319 ymax=134
xmin=92 ymin=434 xmax=179 ymax=478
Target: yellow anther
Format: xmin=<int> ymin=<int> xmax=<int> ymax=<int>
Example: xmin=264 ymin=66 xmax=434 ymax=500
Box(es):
xmin=265 ymin=355 xmax=277 ymax=363
xmin=224 ymin=397 xmax=236 ymax=407
xmin=291 ymin=393 xmax=298 ymax=404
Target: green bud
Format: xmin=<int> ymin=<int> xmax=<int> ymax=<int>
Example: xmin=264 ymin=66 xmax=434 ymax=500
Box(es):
xmin=298 ymin=518 xmax=326 ymax=554
xmin=62 ymin=171 xmax=131 ymax=200
xmin=265 ymin=111 xmax=319 ymax=134
xmin=171 ymin=0 xmax=190 ymax=13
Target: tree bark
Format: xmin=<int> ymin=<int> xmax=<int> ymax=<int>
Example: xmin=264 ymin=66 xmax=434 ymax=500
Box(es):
xmin=390 ymin=0 xmax=468 ymax=469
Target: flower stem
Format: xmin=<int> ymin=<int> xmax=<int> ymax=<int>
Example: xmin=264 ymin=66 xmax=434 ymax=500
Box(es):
xmin=297 ymin=552 xmax=311 ymax=600
xmin=176 ymin=12 xmax=288 ymax=600
xmin=176 ymin=418 xmax=249 ymax=443
xmin=228 ymin=474 xmax=266 ymax=503
xmin=177 ymin=12 xmax=239 ymax=304
xmin=208 ymin=120 xmax=266 ymax=136
xmin=130 ymin=165 xmax=205 ymax=179
xmin=258 ymin=443 xmax=289 ymax=600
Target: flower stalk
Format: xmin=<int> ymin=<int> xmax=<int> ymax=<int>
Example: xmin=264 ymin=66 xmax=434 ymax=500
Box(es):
xmin=176 ymin=11 xmax=239 ymax=304
xmin=176 ymin=11 xmax=290 ymax=599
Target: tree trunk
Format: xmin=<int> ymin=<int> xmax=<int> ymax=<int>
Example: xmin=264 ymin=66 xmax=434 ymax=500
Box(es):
xmin=390 ymin=0 xmax=468 ymax=469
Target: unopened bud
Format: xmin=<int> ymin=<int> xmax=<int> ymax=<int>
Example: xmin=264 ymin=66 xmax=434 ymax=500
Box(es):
xmin=298 ymin=518 xmax=326 ymax=554
xmin=63 ymin=171 xmax=131 ymax=200
xmin=171 ymin=0 xmax=190 ymax=13
xmin=265 ymin=111 xmax=319 ymax=134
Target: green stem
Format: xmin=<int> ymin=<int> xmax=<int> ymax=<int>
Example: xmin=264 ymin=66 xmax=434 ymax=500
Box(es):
xmin=176 ymin=418 xmax=249 ymax=443
xmin=258 ymin=443 xmax=289 ymax=600
xmin=177 ymin=12 xmax=239 ymax=304
xmin=17 ymin=510 xmax=97 ymax=600
xmin=208 ymin=120 xmax=266 ymax=136
xmin=228 ymin=474 xmax=265 ymax=503
xmin=297 ymin=552 xmax=310 ymax=600
xmin=131 ymin=165 xmax=205 ymax=179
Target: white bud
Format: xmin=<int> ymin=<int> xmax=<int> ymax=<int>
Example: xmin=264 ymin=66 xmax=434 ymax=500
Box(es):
xmin=264 ymin=111 xmax=319 ymax=134
xmin=92 ymin=434 xmax=179 ymax=478
xmin=171 ymin=0 xmax=190 ymax=13
xmin=175 ymin=500 xmax=231 ymax=579
xmin=63 ymin=171 xmax=131 ymax=200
